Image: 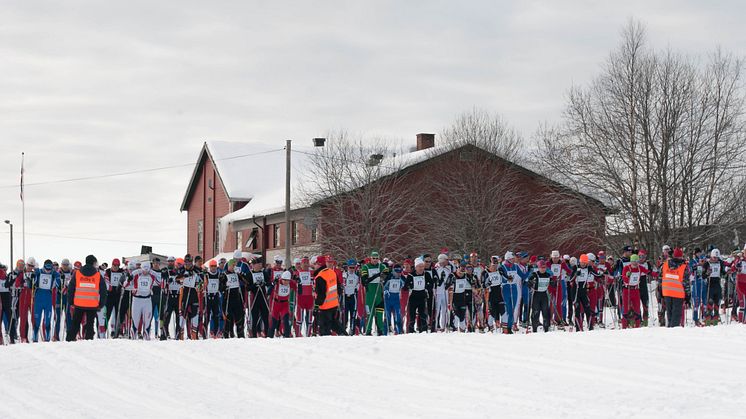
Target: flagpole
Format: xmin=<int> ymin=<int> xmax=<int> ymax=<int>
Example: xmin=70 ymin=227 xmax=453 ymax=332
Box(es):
xmin=21 ymin=152 xmax=25 ymax=263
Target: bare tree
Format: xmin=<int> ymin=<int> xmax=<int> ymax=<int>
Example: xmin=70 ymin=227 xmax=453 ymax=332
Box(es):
xmin=534 ymin=19 xmax=746 ymax=254
xmin=440 ymin=107 xmax=525 ymax=162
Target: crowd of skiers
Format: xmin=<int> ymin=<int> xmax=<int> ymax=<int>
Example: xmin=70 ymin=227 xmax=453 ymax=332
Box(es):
xmin=0 ymin=243 xmax=745 ymax=344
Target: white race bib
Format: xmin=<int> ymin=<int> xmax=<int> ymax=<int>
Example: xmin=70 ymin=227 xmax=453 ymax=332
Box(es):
xmin=39 ymin=273 xmax=53 ymax=290
xmin=455 ymin=278 xmax=466 ymax=293
xmin=273 ymin=270 xmax=283 ymax=281
xmin=388 ymin=280 xmax=401 ymax=293
xmin=550 ymin=264 xmax=561 ymax=278
xmin=137 ymin=275 xmax=152 ymax=296
xmin=487 ymin=272 xmax=500 ymax=287
xmin=226 ymin=273 xmax=240 ymax=289
xmin=252 ymin=272 xmax=265 ymax=285
xmin=711 ymin=263 xmax=721 ymax=278
xmin=110 ymin=272 xmax=123 ymax=287
xmin=183 ymin=274 xmax=196 ymax=288
xmin=299 ymin=271 xmax=312 ymax=286
xmin=207 ymin=277 xmax=220 ymax=294
xmin=277 ymin=283 xmax=290 ymax=297
xmin=629 ymin=272 xmax=640 ymax=286
xmin=413 ymin=276 xmax=426 ymax=291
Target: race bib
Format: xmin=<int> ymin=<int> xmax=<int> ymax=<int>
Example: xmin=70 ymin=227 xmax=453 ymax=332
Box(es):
xmin=487 ymin=272 xmax=499 ymax=287
xmin=368 ymin=268 xmax=380 ymax=277
xmin=413 ymin=276 xmax=425 ymax=291
xmin=537 ymin=276 xmax=550 ymax=292
xmin=207 ymin=278 xmax=219 ymax=293
xmin=277 ymin=283 xmax=290 ymax=297
xmin=629 ymin=272 xmax=640 ymax=286
xmin=711 ymin=263 xmax=721 ymax=277
xmin=550 ymin=264 xmax=561 ymax=278
xmin=183 ymin=274 xmax=196 ymax=288
xmin=273 ymin=270 xmax=282 ymax=281
xmin=39 ymin=273 xmax=53 ymax=290
xmin=299 ymin=271 xmax=311 ymax=286
xmin=455 ymin=278 xmax=466 ymax=292
xmin=169 ymin=275 xmax=181 ymax=292
xmin=110 ymin=272 xmax=123 ymax=287
xmin=252 ymin=272 xmax=265 ymax=285
xmin=389 ymin=280 xmax=401 ymax=293
xmin=741 ymin=263 xmax=746 ymax=275
xmin=577 ymin=269 xmax=589 ymax=283
xmin=226 ymin=273 xmax=240 ymax=289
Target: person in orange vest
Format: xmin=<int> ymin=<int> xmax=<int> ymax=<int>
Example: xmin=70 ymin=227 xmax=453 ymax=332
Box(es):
xmin=314 ymin=261 xmax=348 ymax=336
xmin=67 ymin=255 xmax=108 ymax=341
xmin=660 ymin=248 xmax=691 ymax=328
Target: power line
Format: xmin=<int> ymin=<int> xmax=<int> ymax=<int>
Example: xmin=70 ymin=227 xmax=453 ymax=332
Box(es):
xmin=0 ymin=148 xmax=284 ymax=189
xmin=0 ymin=230 xmax=184 ymax=246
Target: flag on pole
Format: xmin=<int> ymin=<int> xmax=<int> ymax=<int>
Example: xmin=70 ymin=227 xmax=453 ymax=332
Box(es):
xmin=20 ymin=152 xmax=24 ymax=202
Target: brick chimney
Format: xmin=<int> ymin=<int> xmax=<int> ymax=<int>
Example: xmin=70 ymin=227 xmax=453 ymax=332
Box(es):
xmin=416 ymin=133 xmax=435 ymax=151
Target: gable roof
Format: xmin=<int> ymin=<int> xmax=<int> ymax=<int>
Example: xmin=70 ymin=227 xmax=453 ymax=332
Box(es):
xmin=180 ymin=141 xmax=284 ymax=211
xmin=218 ymin=141 xmax=611 ymax=227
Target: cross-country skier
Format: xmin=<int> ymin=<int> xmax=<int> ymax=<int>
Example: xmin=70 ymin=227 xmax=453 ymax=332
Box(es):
xmin=620 ymin=254 xmax=649 ymax=329
xmin=448 ymin=262 xmax=475 ymax=332
xmin=32 ymin=260 xmax=60 ymax=342
xmin=547 ymin=251 xmax=571 ymax=327
xmin=383 ymin=264 xmax=405 ymax=334
xmin=528 ymin=260 xmax=553 ymax=332
xmin=268 ymin=270 xmax=297 ymax=338
xmin=203 ymin=260 xmax=224 ymax=338
xmin=636 ymin=250 xmax=653 ymax=326
xmin=702 ymin=249 xmax=725 ymax=325
xmin=247 ymin=257 xmax=272 ymax=338
xmin=498 ymin=252 xmax=520 ymax=334
xmin=0 ymin=264 xmax=11 ymax=342
xmin=361 ymin=251 xmax=388 ymax=336
xmin=688 ymin=248 xmax=705 ymax=326
xmin=431 ymin=254 xmax=452 ymax=332
xmin=104 ymin=259 xmax=125 ymax=338
xmin=342 ymin=259 xmax=360 ymax=335
xmin=221 ymin=259 xmax=247 ymax=338
xmin=295 ymin=257 xmax=315 ymax=337
xmin=15 ymin=258 xmax=36 ymax=343
xmin=150 ymin=258 xmax=164 ymax=338
xmin=405 ymin=258 xmax=433 ymax=333
xmin=160 ymin=257 xmax=181 ymax=340
xmin=178 ymin=255 xmax=202 ymax=339
xmin=122 ymin=261 xmax=155 ymax=340
xmin=568 ymin=254 xmax=601 ymax=331
xmin=484 ymin=257 xmax=504 ymax=332
xmin=733 ymin=249 xmax=746 ymax=323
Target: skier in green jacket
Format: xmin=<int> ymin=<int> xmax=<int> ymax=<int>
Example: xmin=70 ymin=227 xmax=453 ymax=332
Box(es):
xmin=361 ymin=251 xmax=389 ymax=335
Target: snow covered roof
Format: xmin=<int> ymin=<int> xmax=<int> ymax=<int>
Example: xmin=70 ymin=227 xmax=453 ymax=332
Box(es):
xmin=180 ymin=141 xmax=286 ymax=211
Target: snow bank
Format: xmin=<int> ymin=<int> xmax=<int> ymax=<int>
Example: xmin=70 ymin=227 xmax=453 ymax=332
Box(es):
xmin=1 ymin=326 xmax=744 ymax=419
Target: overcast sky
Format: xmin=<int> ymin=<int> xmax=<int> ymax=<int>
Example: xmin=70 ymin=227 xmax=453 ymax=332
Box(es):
xmin=0 ymin=0 xmax=743 ymax=264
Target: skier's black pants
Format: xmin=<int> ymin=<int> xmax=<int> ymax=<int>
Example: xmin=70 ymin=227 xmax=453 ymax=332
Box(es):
xmin=532 ymin=292 xmax=550 ymax=332
xmin=162 ymin=292 xmax=180 ymax=337
xmin=317 ymin=308 xmax=347 ymax=336
xmin=344 ymin=294 xmax=357 ymax=332
xmin=268 ymin=313 xmax=291 ymax=338
xmin=250 ymin=290 xmax=269 ymax=337
xmin=572 ymin=285 xmax=593 ymax=328
xmin=488 ymin=286 xmax=504 ymax=323
xmin=640 ymin=278 xmax=649 ymax=319
xmin=708 ymin=279 xmax=722 ymax=310
xmin=427 ymin=289 xmax=435 ymax=332
xmin=664 ymin=296 xmax=683 ymax=327
xmin=151 ymin=286 xmax=162 ymax=334
xmin=223 ymin=290 xmax=245 ymax=338
xmin=67 ymin=308 xmax=97 ymax=341
xmin=0 ymin=292 xmax=11 ymax=337
xmin=117 ymin=290 xmax=132 ymax=336
xmin=105 ymin=288 xmax=121 ymax=329
xmin=181 ymin=288 xmax=199 ymax=336
xmin=408 ymin=291 xmax=428 ymax=333
xmin=204 ymin=294 xmax=221 ymax=335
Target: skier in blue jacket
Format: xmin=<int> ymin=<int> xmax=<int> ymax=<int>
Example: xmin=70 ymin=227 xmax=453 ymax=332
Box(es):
xmin=33 ymin=259 xmax=61 ymax=342
xmin=383 ymin=264 xmax=405 ymax=334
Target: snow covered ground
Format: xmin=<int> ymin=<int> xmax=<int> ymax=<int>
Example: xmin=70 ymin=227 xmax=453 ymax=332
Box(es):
xmin=1 ymin=326 xmax=745 ymax=419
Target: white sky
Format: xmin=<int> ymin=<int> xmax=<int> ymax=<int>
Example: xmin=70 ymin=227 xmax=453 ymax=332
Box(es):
xmin=0 ymin=0 xmax=743 ymax=264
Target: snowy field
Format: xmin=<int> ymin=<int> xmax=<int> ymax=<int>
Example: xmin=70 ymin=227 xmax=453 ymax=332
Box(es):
xmin=1 ymin=326 xmax=745 ymax=419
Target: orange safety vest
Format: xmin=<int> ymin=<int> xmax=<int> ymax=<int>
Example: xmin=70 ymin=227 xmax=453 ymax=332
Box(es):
xmin=74 ymin=271 xmax=101 ymax=308
xmin=317 ymin=268 xmax=339 ymax=310
xmin=661 ymin=261 xmax=686 ymax=298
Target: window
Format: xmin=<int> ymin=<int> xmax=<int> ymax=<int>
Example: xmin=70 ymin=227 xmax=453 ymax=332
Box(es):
xmin=273 ymin=224 xmax=281 ymax=248
xmin=197 ymin=220 xmax=204 ymax=254
xmin=247 ymin=228 xmax=258 ymax=250
xmin=310 ymin=226 xmax=317 ymax=243
xmin=292 ymin=221 xmax=298 ymax=245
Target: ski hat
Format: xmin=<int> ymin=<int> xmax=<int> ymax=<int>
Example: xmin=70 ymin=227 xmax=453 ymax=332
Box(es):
xmin=414 ymin=257 xmax=425 ymax=267
xmin=112 ymin=258 xmax=121 ymax=266
xmin=403 ymin=258 xmax=413 ymax=265
xmin=672 ymin=248 xmax=684 ymax=258
xmin=537 ymin=260 xmax=547 ymax=269
xmin=233 ymin=250 xmax=243 ymax=259
xmin=61 ymin=259 xmax=70 ymax=266
xmin=127 ymin=261 xmax=136 ymax=271
xmin=517 ymin=251 xmax=529 ymax=259
xmin=587 ymin=253 xmax=596 ymax=262
xmin=281 ymin=271 xmax=292 ymax=280
xmin=622 ymin=245 xmax=633 ymax=253
xmin=662 ymin=245 xmax=671 ymax=253
xmin=579 ymin=254 xmax=589 ymax=264
xmin=550 ymin=250 xmax=560 ymax=258
xmin=504 ymin=251 xmax=514 ymax=260
xmin=437 ymin=254 xmax=448 ymax=262
xmin=167 ymin=256 xmax=176 ymax=262
xmin=310 ymin=256 xmax=317 ymax=265
xmin=638 ymin=249 xmax=647 ymax=256
xmin=370 ymin=251 xmax=380 ymax=258
xmin=563 ymin=254 xmax=570 ymax=261
xmin=141 ymin=262 xmax=151 ymax=272
xmin=569 ymin=256 xmax=578 ymax=266
xmin=274 ymin=255 xmax=283 ymax=263
xmin=316 ymin=255 xmax=327 ymax=266
xmin=184 ymin=254 xmax=193 ymax=263
xmin=26 ymin=257 xmax=36 ymax=267
xmin=598 ymin=251 xmax=605 ymax=258
xmin=347 ymin=258 xmax=357 ymax=266
xmin=630 ymin=254 xmax=640 ymax=262
xmin=43 ymin=260 xmax=53 ymax=270
xmin=711 ymin=249 xmax=720 ymax=258
xmin=293 ymin=258 xmax=301 ymax=264
xmin=209 ymin=260 xmax=218 ymax=267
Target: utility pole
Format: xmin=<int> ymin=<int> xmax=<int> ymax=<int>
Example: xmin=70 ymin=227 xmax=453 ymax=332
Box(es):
xmin=284 ymin=140 xmax=291 ymax=269
xmin=4 ymin=220 xmax=12 ymax=266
